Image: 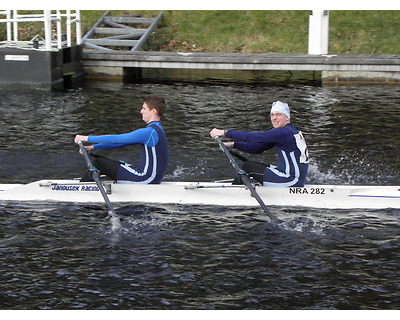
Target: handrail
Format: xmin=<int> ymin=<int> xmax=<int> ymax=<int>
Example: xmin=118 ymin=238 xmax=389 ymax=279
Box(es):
xmin=0 ymin=10 xmax=81 ymax=50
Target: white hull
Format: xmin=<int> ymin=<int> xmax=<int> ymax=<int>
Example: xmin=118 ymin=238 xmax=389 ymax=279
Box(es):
xmin=1 ymin=180 xmax=400 ymax=209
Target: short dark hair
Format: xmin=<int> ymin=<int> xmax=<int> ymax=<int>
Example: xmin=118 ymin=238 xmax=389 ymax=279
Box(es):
xmin=143 ymin=95 xmax=166 ymax=118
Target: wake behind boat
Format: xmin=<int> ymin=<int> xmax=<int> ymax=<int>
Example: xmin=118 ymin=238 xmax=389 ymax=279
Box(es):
xmin=1 ymin=179 xmax=400 ymax=209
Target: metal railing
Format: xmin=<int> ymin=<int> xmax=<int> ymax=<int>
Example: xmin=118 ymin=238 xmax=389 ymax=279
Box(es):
xmin=0 ymin=10 xmax=81 ymax=50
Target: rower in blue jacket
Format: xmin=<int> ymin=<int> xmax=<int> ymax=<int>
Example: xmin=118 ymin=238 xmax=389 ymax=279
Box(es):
xmin=74 ymin=95 xmax=168 ymax=184
xmin=210 ymin=101 xmax=309 ymax=187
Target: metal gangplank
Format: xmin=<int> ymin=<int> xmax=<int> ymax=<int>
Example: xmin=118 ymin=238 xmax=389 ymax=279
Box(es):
xmin=0 ymin=10 xmax=81 ymax=51
xmin=81 ymin=11 xmax=163 ymax=52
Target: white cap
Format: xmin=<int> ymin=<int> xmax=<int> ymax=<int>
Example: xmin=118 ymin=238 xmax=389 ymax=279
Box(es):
xmin=270 ymin=101 xmax=290 ymax=119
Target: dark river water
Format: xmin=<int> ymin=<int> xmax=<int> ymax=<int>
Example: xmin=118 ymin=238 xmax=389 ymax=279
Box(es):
xmin=1 ymin=73 xmax=400 ymax=310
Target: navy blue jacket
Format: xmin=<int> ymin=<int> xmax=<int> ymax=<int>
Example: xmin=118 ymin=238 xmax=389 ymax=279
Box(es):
xmin=226 ymin=123 xmax=309 ymax=187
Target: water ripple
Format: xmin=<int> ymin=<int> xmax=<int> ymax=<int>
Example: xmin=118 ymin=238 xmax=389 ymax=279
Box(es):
xmin=1 ymin=81 xmax=400 ymax=309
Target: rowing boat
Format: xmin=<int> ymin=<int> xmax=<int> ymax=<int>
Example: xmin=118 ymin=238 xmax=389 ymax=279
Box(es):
xmin=1 ymin=179 xmax=399 ymax=209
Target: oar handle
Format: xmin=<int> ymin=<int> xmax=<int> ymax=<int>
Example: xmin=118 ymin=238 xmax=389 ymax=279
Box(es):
xmin=78 ymin=141 xmax=96 ymax=171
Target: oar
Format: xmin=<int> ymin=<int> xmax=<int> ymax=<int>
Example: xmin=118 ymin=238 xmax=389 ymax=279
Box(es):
xmin=77 ymin=141 xmax=120 ymax=229
xmin=214 ymin=136 xmax=279 ymax=223
xmin=229 ymin=149 xmax=248 ymax=162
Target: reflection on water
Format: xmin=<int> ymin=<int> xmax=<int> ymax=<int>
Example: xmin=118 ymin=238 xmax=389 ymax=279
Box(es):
xmin=1 ymin=74 xmax=400 ymax=309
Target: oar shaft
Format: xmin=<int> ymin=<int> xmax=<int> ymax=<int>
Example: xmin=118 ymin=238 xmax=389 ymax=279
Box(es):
xmin=79 ymin=141 xmax=96 ymax=170
xmin=77 ymin=141 xmax=115 ymax=214
xmin=214 ymin=136 xmax=278 ymax=223
xmin=229 ymin=149 xmax=248 ymax=162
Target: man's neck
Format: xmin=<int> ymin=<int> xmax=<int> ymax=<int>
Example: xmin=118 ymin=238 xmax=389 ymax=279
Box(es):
xmin=146 ymin=117 xmax=161 ymax=124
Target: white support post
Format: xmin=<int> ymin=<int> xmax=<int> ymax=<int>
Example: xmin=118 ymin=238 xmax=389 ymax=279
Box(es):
xmin=308 ymin=10 xmax=329 ymax=55
xmin=6 ymin=10 xmax=12 ymax=41
xmin=75 ymin=10 xmax=81 ymax=45
xmin=66 ymin=10 xmax=72 ymax=47
xmin=13 ymin=10 xmax=18 ymax=41
xmin=56 ymin=10 xmax=62 ymax=49
xmin=43 ymin=10 xmax=52 ymax=50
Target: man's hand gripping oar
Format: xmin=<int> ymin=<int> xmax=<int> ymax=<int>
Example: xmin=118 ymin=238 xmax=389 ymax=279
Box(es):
xmin=77 ymin=141 xmax=121 ymax=230
xmin=213 ymin=136 xmax=279 ymax=224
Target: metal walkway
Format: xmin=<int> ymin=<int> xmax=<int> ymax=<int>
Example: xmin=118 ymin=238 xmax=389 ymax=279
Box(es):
xmin=81 ymin=11 xmax=163 ymax=52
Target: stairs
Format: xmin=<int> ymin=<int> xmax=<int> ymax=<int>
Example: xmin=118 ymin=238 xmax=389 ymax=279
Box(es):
xmin=82 ymin=11 xmax=163 ymax=52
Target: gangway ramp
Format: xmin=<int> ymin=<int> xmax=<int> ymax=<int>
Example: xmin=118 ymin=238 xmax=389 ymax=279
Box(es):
xmin=82 ymin=11 xmax=163 ymax=52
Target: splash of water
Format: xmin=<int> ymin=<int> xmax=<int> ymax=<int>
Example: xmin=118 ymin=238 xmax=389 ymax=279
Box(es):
xmin=109 ymin=210 xmax=122 ymax=232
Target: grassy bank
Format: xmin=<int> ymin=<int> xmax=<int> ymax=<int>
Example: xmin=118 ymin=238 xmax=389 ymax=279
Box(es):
xmin=2 ymin=10 xmax=400 ymax=54
xmin=100 ymin=10 xmax=400 ymax=54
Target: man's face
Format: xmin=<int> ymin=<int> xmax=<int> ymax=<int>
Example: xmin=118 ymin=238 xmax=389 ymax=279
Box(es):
xmin=270 ymin=112 xmax=290 ymax=129
xmin=140 ymin=103 xmax=156 ymax=123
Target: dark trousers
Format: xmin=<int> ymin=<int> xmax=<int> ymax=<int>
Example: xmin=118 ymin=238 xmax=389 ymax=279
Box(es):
xmin=234 ymin=160 xmax=267 ymax=184
xmin=243 ymin=161 xmax=267 ymax=183
xmin=80 ymin=154 xmax=121 ymax=182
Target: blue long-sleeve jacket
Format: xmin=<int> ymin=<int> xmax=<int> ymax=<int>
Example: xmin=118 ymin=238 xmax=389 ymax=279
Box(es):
xmin=88 ymin=121 xmax=168 ymax=184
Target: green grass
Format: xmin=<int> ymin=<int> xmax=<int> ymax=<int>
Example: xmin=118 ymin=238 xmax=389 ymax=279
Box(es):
xmin=329 ymin=11 xmax=400 ymax=54
xmin=1 ymin=10 xmax=399 ymax=54
xmin=145 ymin=10 xmax=310 ymax=53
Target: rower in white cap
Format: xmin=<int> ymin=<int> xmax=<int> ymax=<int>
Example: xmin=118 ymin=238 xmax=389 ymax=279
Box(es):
xmin=210 ymin=101 xmax=309 ymax=187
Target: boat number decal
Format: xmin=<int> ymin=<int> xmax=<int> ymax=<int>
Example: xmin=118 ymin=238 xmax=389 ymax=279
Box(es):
xmin=51 ymin=185 xmax=100 ymax=192
xmin=289 ymin=187 xmax=325 ymax=195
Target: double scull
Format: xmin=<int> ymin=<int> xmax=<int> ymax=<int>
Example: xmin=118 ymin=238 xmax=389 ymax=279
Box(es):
xmin=1 ymin=179 xmax=399 ymax=209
